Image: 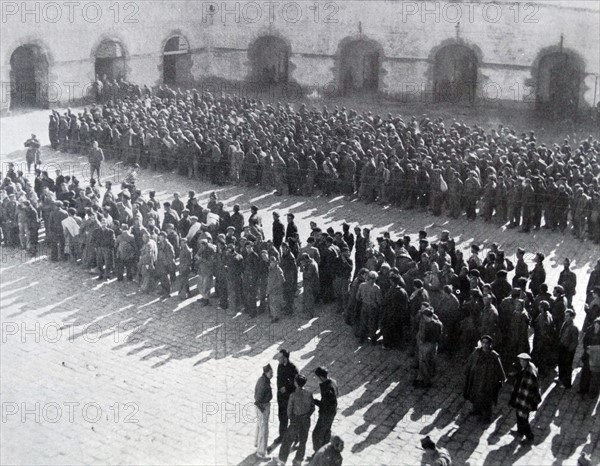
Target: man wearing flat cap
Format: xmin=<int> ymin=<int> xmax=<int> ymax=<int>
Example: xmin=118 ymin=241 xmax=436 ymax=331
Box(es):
xmin=254 ymin=364 xmax=273 ymax=460
xmin=464 ymin=335 xmax=506 ymax=423
xmin=509 ymin=353 xmax=541 ymax=444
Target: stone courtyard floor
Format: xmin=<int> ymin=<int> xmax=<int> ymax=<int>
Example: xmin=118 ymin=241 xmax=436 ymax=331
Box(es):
xmin=1 ymin=109 xmax=599 ymax=465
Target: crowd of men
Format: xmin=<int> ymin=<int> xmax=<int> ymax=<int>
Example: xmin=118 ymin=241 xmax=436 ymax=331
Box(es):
xmin=41 ymin=82 xmax=600 ymax=241
xmin=1 ymin=82 xmax=600 ymax=465
xmin=1 ymin=156 xmax=599 ymax=454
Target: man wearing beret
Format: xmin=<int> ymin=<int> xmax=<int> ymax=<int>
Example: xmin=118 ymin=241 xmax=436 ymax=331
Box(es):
xmin=310 ymin=367 xmax=338 ymax=457
xmin=464 ymin=335 xmax=506 ymax=423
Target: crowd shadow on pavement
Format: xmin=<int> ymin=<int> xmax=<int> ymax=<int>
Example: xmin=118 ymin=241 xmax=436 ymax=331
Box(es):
xmin=2 ymin=145 xmax=599 ymax=465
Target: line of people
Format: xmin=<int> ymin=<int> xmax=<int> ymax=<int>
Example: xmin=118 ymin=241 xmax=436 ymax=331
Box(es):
xmin=43 ymin=83 xmax=600 ymax=243
xmin=3 ymin=153 xmax=600 ymax=462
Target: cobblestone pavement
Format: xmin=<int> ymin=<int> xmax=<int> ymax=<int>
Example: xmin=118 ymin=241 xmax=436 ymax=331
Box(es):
xmin=1 ymin=110 xmax=599 ymax=465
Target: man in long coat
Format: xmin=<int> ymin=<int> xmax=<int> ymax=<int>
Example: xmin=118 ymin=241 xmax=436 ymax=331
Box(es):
xmin=464 ymin=335 xmax=506 ymax=423
xmin=381 ymin=274 xmax=408 ymax=349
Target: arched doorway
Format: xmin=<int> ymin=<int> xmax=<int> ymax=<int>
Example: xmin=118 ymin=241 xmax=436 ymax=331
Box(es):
xmin=249 ymin=36 xmax=290 ymax=84
xmin=339 ymin=40 xmax=381 ymax=95
xmin=163 ymin=35 xmax=192 ymax=85
xmin=9 ymin=44 xmax=49 ymax=109
xmin=94 ymin=39 xmax=126 ymax=81
xmin=433 ymin=44 xmax=478 ymax=103
xmin=536 ymin=52 xmax=581 ymax=114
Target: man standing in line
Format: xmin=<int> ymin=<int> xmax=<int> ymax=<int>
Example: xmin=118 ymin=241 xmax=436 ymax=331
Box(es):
xmin=557 ymin=309 xmax=579 ymax=389
xmin=273 ymin=212 xmax=285 ymax=250
xmin=509 ymin=353 xmax=542 ymax=445
xmin=356 ymin=271 xmax=383 ymax=345
xmin=310 ymin=367 xmax=338 ymax=459
xmin=276 ymin=374 xmax=315 ymax=466
xmin=254 ymin=364 xmax=273 ymax=461
xmin=271 ymin=350 xmax=298 ymax=450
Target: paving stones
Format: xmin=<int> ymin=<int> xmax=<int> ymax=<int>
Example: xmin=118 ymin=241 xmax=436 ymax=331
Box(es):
xmin=1 ymin=109 xmax=599 ymax=465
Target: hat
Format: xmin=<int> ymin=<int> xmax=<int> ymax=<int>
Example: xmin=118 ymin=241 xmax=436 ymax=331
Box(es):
xmin=517 ymin=353 xmax=531 ymax=360
xmin=315 ymin=367 xmax=328 ymax=378
xmin=279 ymin=349 xmax=290 ymax=359
xmin=422 ymin=308 xmax=434 ymax=317
xmin=554 ymin=285 xmax=565 ymax=294
xmin=421 ymin=436 xmax=436 ymax=450
xmin=226 ymin=226 xmax=236 ymax=231
xmin=262 ymin=364 xmax=272 ymax=373
xmin=469 ymin=269 xmax=481 ymax=277
xmin=481 ymin=335 xmax=493 ymax=343
xmin=517 ymin=247 xmax=525 ymax=255
xmin=251 ymin=205 xmax=258 ymax=212
xmin=368 ymin=271 xmax=378 ymax=279
xmin=565 ymin=309 xmax=576 ymax=316
xmin=273 ymin=212 xmax=280 ymax=217
xmin=595 ymin=317 xmax=600 ymax=324
xmin=471 ymin=244 xmax=480 ymax=252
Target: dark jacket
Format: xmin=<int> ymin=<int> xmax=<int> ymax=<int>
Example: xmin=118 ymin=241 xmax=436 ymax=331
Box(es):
xmin=314 ymin=379 xmax=338 ymax=415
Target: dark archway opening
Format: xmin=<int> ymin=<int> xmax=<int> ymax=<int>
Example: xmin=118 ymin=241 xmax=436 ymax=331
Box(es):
xmin=536 ymin=52 xmax=581 ymax=114
xmin=95 ymin=40 xmax=126 ymax=81
xmin=339 ymin=40 xmax=380 ymax=96
xmin=9 ymin=45 xmax=49 ymax=109
xmin=249 ymin=36 xmax=290 ymax=84
xmin=433 ymin=44 xmax=478 ymax=103
xmin=163 ymin=36 xmax=192 ymax=85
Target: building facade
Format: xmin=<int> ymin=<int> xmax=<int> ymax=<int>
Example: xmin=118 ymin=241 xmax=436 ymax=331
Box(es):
xmin=1 ymin=0 xmax=599 ymax=114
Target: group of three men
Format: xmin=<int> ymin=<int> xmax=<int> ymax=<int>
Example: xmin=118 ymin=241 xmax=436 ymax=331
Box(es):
xmin=254 ymin=349 xmax=343 ymax=466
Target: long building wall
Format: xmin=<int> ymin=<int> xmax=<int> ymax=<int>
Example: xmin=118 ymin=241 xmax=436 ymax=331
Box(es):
xmin=2 ymin=0 xmax=599 ymax=113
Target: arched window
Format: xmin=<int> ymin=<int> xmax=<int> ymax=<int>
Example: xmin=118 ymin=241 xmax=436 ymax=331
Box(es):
xmin=163 ymin=35 xmax=191 ymax=85
xmin=433 ymin=44 xmax=478 ymax=103
xmin=536 ymin=52 xmax=581 ymax=114
xmin=95 ymin=40 xmax=127 ymax=81
xmin=249 ymin=36 xmax=291 ymax=84
xmin=339 ymin=40 xmax=381 ymax=95
xmin=9 ymin=44 xmax=49 ymax=109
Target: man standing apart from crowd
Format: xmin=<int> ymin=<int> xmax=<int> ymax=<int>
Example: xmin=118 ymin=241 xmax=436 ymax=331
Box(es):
xmin=414 ymin=305 xmax=443 ymax=389
xmin=89 ymin=140 xmax=104 ymax=183
xmin=463 ymin=335 xmax=506 ymax=423
xmin=254 ymin=364 xmax=273 ymax=461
